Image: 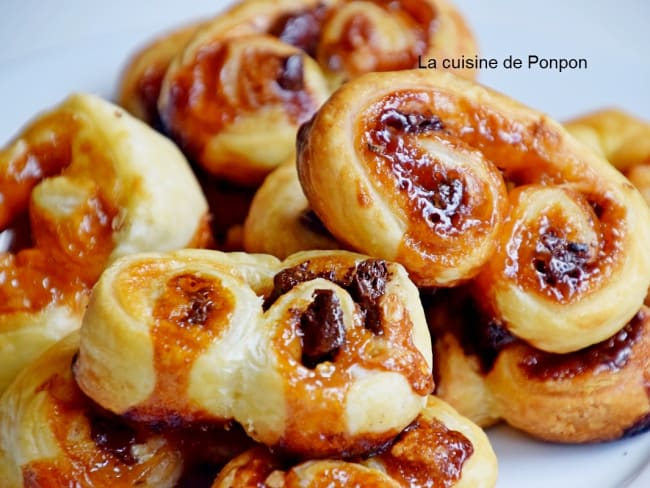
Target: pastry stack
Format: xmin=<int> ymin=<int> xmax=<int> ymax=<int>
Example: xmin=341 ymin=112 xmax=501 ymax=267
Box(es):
xmin=1 ymin=0 xmax=650 ymax=486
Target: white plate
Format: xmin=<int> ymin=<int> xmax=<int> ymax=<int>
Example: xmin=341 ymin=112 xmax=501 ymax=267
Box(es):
xmin=1 ymin=1 xmax=649 ymax=486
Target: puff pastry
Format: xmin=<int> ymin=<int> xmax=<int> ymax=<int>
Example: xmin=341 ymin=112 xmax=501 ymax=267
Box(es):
xmin=243 ymin=160 xmax=340 ymax=258
xmin=159 ymin=13 xmax=331 ymax=185
xmin=565 ymin=109 xmax=650 ymax=204
xmin=213 ymin=396 xmax=497 ymax=488
xmin=427 ymin=288 xmax=650 ymax=442
xmin=117 ymin=20 xmax=208 ymax=128
xmin=0 ymin=332 xmax=183 ymax=487
xmin=74 ymin=249 xmax=433 ymax=458
xmin=297 ymin=70 xmax=650 ymax=353
xmin=0 ymin=93 xmax=210 ymax=393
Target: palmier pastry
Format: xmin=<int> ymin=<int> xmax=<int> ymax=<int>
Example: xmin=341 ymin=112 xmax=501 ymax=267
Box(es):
xmin=117 ymin=20 xmax=208 ymax=128
xmin=213 ymin=396 xmax=497 ymax=488
xmin=565 ymin=109 xmax=650 ymax=204
xmin=158 ymin=7 xmax=331 ymax=186
xmin=0 ymin=332 xmax=183 ymax=487
xmin=314 ymin=0 xmax=478 ymax=86
xmin=0 ymin=93 xmax=210 ymax=393
xmin=428 ymin=289 xmax=650 ymax=442
xmin=243 ymin=160 xmax=340 ymax=258
xmin=74 ymin=249 xmax=433 ymax=458
xmin=297 ymin=70 xmax=650 ymax=353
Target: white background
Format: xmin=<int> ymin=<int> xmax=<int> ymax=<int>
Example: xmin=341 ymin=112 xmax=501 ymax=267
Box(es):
xmin=0 ymin=1 xmax=649 ymax=486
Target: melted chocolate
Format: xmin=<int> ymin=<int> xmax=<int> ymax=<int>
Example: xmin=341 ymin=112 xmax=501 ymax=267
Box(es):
xmin=300 ymin=289 xmax=346 ymax=368
xmin=277 ymin=54 xmax=305 ymax=91
xmin=269 ymin=4 xmax=328 ymax=57
xmin=520 ymin=311 xmax=646 ymax=380
xmin=265 ymin=259 xmax=390 ymax=335
xmin=349 ymin=259 xmax=389 ymax=334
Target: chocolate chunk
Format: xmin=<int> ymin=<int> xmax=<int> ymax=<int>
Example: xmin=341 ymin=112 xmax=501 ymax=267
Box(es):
xmin=277 ymin=54 xmax=304 ymax=91
xmin=380 ymin=108 xmax=444 ymax=135
xmin=300 ymin=289 xmax=345 ymax=368
xmin=350 ymin=259 xmax=388 ymax=334
xmin=264 ymin=261 xmax=338 ymax=309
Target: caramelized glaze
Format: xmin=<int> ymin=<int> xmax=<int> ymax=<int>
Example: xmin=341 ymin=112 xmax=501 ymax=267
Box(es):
xmin=161 ymin=38 xmax=318 ymax=160
xmin=319 ymin=0 xmax=437 ymax=77
xmin=382 ymin=418 xmax=474 ymax=488
xmin=520 ymin=311 xmax=646 ymax=380
xmin=269 ymin=256 xmax=432 ymax=457
xmin=0 ymin=111 xmax=118 ymax=317
xmin=22 ymin=366 xmax=177 ymax=486
xmin=130 ymin=273 xmax=234 ymax=422
xmin=359 ymin=91 xmax=505 ymax=281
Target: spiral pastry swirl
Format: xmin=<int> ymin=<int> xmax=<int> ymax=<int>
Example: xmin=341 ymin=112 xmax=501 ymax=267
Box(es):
xmin=117 ymin=20 xmax=208 ymax=128
xmin=73 ymin=249 xmax=432 ymax=458
xmin=0 ymin=94 xmax=209 ymax=393
xmin=0 ymin=333 xmax=184 ymax=487
xmin=213 ymin=396 xmax=497 ymax=488
xmin=298 ymin=70 xmax=650 ymax=353
xmin=427 ymin=289 xmax=650 ymax=442
xmin=158 ymin=2 xmax=331 ymax=185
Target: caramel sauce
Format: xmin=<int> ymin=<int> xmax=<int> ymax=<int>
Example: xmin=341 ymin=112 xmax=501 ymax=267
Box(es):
xmin=359 ymin=92 xmax=504 ymax=277
xmin=520 ymin=310 xmax=646 ymax=380
xmin=380 ymin=418 xmax=474 ymax=488
xmin=268 ymin=256 xmax=432 ymax=457
xmin=129 ymin=273 xmax=234 ymax=423
xmin=0 ymin=111 xmax=118 ymax=317
xmin=160 ymin=38 xmax=318 ymax=161
xmin=22 ymin=366 xmax=179 ymax=486
xmin=319 ymin=0 xmax=436 ymax=77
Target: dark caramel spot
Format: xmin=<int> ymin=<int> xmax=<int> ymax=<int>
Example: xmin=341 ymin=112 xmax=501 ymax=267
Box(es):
xmin=89 ymin=412 xmax=139 ymax=465
xmin=382 ymin=417 xmax=474 ymax=488
xmin=277 ymin=54 xmax=305 ymax=91
xmin=533 ymin=228 xmax=593 ymax=296
xmin=269 ymin=4 xmax=328 ymax=57
xmin=380 ymin=108 xmax=444 ymax=135
xmin=300 ymin=289 xmax=346 ymax=368
xmin=350 ymin=259 xmax=389 ymax=334
xmin=521 ymin=311 xmax=645 ymax=380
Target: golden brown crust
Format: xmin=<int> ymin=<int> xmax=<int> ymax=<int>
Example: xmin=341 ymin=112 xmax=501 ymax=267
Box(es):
xmin=212 ymin=396 xmax=497 ymax=488
xmin=243 ymin=161 xmax=341 ymax=258
xmin=428 ymin=288 xmax=650 ymax=443
xmin=297 ymin=70 xmax=650 ymax=353
xmin=0 ymin=94 xmax=209 ymax=394
xmin=0 ymin=333 xmax=184 ymax=487
xmin=74 ymin=249 xmax=432 ymax=458
xmin=117 ymin=20 xmax=208 ymax=126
